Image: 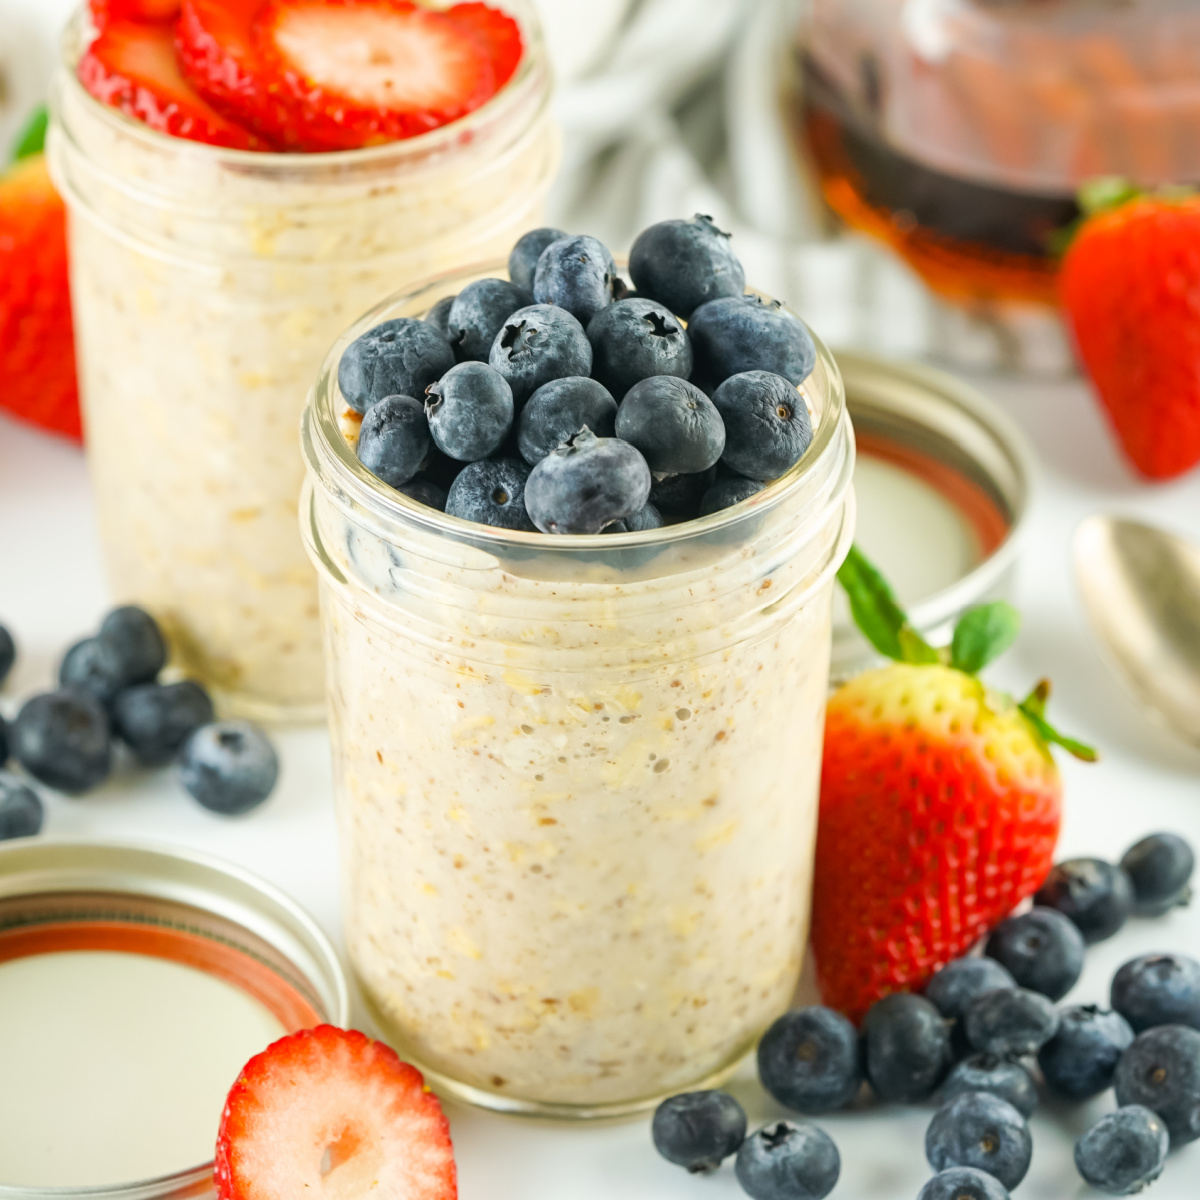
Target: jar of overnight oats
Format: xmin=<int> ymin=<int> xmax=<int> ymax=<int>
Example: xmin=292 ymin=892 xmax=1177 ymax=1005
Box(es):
xmin=300 ymin=266 xmax=856 ymax=1118
xmin=46 ymin=4 xmax=558 ymax=722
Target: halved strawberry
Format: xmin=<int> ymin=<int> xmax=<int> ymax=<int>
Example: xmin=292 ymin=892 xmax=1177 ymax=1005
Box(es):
xmin=444 ymin=3 xmax=522 ymax=90
xmin=89 ymin=0 xmax=181 ymax=30
xmin=79 ymin=19 xmax=268 ymax=150
xmin=215 ymin=1025 xmax=456 ymax=1200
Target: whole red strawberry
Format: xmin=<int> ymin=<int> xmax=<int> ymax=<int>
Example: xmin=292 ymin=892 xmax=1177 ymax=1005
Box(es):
xmin=811 ymin=548 xmax=1096 ymax=1023
xmin=1061 ymin=183 xmax=1200 ymax=480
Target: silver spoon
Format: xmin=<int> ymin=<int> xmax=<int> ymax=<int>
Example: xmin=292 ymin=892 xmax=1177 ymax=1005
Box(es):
xmin=1073 ymin=515 xmax=1200 ymax=749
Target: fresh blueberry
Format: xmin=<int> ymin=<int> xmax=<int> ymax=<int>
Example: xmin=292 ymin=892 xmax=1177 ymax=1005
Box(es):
xmin=699 ymin=475 xmax=764 ymax=515
xmin=0 ymin=623 xmax=14 ymax=687
xmin=425 ymin=362 xmax=514 ymax=462
xmin=586 ymin=299 xmax=693 ymax=399
xmin=532 ymin=234 xmax=616 ymax=325
xmin=711 ymin=370 xmax=813 ymax=481
xmin=985 ymin=907 xmax=1084 ymax=1001
xmin=447 ymin=278 xmax=534 ymax=362
xmin=11 ymin=690 xmax=111 ymax=794
xmin=112 ymin=680 xmax=215 ymax=768
xmin=338 ymin=318 xmax=455 ymax=414
xmin=939 ymin=1055 xmax=1037 ymax=1119
xmin=0 ymin=714 xmax=7 ymax=766
xmin=517 ymin=377 xmax=617 ymax=465
xmin=624 ymin=502 xmax=664 ymax=532
xmin=1111 ymin=952 xmax=1200 ymax=1032
xmin=397 ymin=477 xmax=448 ymax=511
xmin=863 ymin=992 xmax=951 ymax=1103
xmin=688 ymin=295 xmax=817 ymax=393
xmin=1114 ymin=1024 xmax=1200 ymax=1144
xmin=60 ymin=637 xmax=126 ymax=706
xmin=615 ymin=377 xmax=725 ymax=475
xmin=489 ymin=304 xmax=593 ymax=406
xmin=926 ymin=958 xmax=1018 ymax=1024
xmin=734 ymin=1121 xmax=840 ymax=1200
xmin=355 ymin=395 xmax=431 ymax=488
xmin=1037 ymin=1005 xmax=1135 ymax=1100
xmin=424 ymin=294 xmax=456 ymax=339
xmin=925 ymin=1092 xmax=1031 ymax=1191
xmin=963 ymin=987 xmax=1058 ymax=1057
xmin=629 ymin=213 xmax=746 ymax=318
xmin=0 ymin=772 xmax=43 ymax=840
xmin=1121 ymin=833 xmax=1194 ymax=916
xmin=445 ymin=458 xmax=535 ymax=531
xmin=1035 ymin=858 xmax=1134 ymax=943
xmin=525 ymin=429 xmax=651 ymax=535
xmin=179 ymin=721 xmax=278 ymax=816
xmin=758 ymin=1006 xmax=862 ymax=1114
xmin=508 ymin=226 xmax=569 ymax=292
xmin=1075 ymin=1106 xmax=1169 ymax=1196
xmin=917 ymin=1167 xmax=1011 ymax=1200
xmin=649 ymin=466 xmax=715 ymax=517
xmin=100 ymin=605 xmax=167 ymax=685
xmin=650 ymin=1090 xmax=746 ymax=1174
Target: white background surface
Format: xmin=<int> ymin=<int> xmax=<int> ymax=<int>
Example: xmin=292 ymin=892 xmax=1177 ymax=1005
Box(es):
xmin=2 ymin=370 xmax=1200 ymax=1199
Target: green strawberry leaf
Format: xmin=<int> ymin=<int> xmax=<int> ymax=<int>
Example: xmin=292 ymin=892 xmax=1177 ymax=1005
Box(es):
xmin=950 ymin=602 xmax=1021 ymax=675
xmin=837 ymin=544 xmax=938 ymax=665
xmin=11 ymin=106 xmax=48 ymax=164
xmin=1077 ymin=176 xmax=1142 ymax=217
xmin=1019 ymin=681 xmax=1098 ymax=762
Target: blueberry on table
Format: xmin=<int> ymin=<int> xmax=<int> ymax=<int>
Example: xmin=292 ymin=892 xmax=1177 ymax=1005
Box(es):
xmin=629 ymin=213 xmax=746 ymax=318
xmin=0 ymin=772 xmax=43 ymax=840
xmin=711 ymin=370 xmax=813 ymax=480
xmin=488 ymin=304 xmax=593 ymax=406
xmin=615 ymin=376 xmax=725 ymax=475
xmin=925 ymin=1092 xmax=1031 ymax=1191
xmin=650 ymin=1090 xmax=746 ymax=1173
xmin=917 ymin=1167 xmax=1011 ymax=1200
xmin=0 ymin=622 xmax=15 ymax=687
xmin=1037 ymin=1005 xmax=1134 ymax=1100
xmin=650 ymin=465 xmax=716 ymax=517
xmin=1114 ymin=1024 xmax=1200 ymax=1144
xmin=447 ymin=278 xmax=534 ymax=362
xmin=1034 ymin=857 xmax=1134 ymax=943
xmin=180 ymin=721 xmax=278 ymax=816
xmin=699 ymin=475 xmax=764 ymax=516
xmin=734 ymin=1121 xmax=840 ymax=1200
xmin=524 ymin=429 xmax=651 ymax=535
xmin=623 ymin=502 xmax=663 ymax=532
xmin=925 ymin=958 xmax=1017 ymax=1023
xmin=397 ymin=477 xmax=448 ymax=511
xmin=508 ymin=226 xmax=568 ymax=292
xmin=0 ymin=714 xmax=7 ymax=767
xmin=1074 ymin=1106 xmax=1168 ymax=1196
xmin=963 ymin=987 xmax=1059 ymax=1057
xmin=586 ymin=298 xmax=693 ymax=399
xmin=113 ymin=680 xmax=215 ymax=768
xmin=100 ymin=605 xmax=167 ymax=685
xmin=445 ymin=458 xmax=536 ymax=532
xmin=425 ymin=362 xmax=514 ymax=462
xmin=939 ymin=1054 xmax=1037 ymax=1119
xmin=863 ymin=992 xmax=951 ymax=1103
xmin=532 ymin=234 xmax=616 ymax=326
xmin=355 ymin=395 xmax=430 ymax=489
xmin=757 ymin=1005 xmax=863 ymax=1114
xmin=688 ymin=294 xmax=817 ymax=393
xmin=516 ymin=376 xmax=617 ymax=465
xmin=1111 ymin=952 xmax=1200 ymax=1032
xmin=338 ymin=318 xmax=454 ymax=414
xmin=1121 ymin=832 xmax=1194 ymax=915
xmin=11 ymin=689 xmax=111 ymax=794
xmin=424 ymin=293 xmax=456 ymax=339
xmin=984 ymin=907 xmax=1084 ymax=1001
xmin=59 ymin=637 xmax=126 ymax=707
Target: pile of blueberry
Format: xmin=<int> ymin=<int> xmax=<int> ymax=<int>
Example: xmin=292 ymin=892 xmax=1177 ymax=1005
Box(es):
xmin=0 ymin=613 xmax=279 ymax=838
xmin=338 ymin=217 xmax=818 ymax=534
xmin=652 ymin=832 xmax=1197 ymax=1199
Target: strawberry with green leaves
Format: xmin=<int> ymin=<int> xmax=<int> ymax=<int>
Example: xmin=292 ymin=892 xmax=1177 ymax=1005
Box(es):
xmin=811 ymin=548 xmax=1096 ymax=1024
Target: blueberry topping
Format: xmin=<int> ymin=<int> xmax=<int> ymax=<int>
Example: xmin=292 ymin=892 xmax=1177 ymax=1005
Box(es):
xmin=112 ymin=680 xmax=215 ymax=767
xmin=985 ymin=907 xmax=1084 ymax=1001
xmin=963 ymin=988 xmax=1058 ymax=1057
xmin=1074 ymin=1106 xmax=1169 ymax=1196
xmin=629 ymin=214 xmax=746 ymax=318
xmin=0 ymin=623 xmax=14 ymax=687
xmin=615 ymin=376 xmax=725 ymax=475
xmin=925 ymin=958 xmax=1018 ymax=1023
xmin=1037 ymin=1004 xmax=1135 ymax=1100
xmin=424 ymin=294 xmax=456 ymax=339
xmin=925 ymin=1092 xmax=1031 ymax=1191
xmin=338 ymin=318 xmax=455 ymax=414
xmin=532 ymin=234 xmax=616 ymax=326
xmin=488 ymin=304 xmax=593 ymax=406
xmin=355 ymin=395 xmax=430 ymax=489
xmin=734 ymin=1121 xmax=840 ymax=1200
xmin=0 ymin=772 xmax=43 ymax=840
xmin=917 ymin=1167 xmax=1011 ymax=1200
xmin=712 ymin=370 xmax=813 ymax=480
xmin=650 ymin=1090 xmax=746 ymax=1174
xmin=863 ymin=992 xmax=951 ymax=1103
xmin=1035 ymin=858 xmax=1134 ymax=944
xmin=59 ymin=637 xmax=127 ymax=707
xmin=517 ymin=377 xmax=617 ymax=465
xmin=1121 ymin=833 xmax=1194 ymax=915
xmin=11 ymin=689 xmax=111 ymax=794
xmin=179 ymin=721 xmax=278 ymax=816
xmin=508 ymin=226 xmax=569 ymax=292
xmin=524 ymin=429 xmax=651 ymax=535
xmin=689 ymin=294 xmax=817 ymax=392
xmin=624 ymin=502 xmax=663 ymax=532
xmin=446 ymin=278 xmax=534 ymax=362
xmin=757 ymin=1005 xmax=863 ymax=1114
xmin=398 ymin=477 xmax=448 ymax=511
xmin=1115 ymin=1024 xmax=1200 ymax=1144
xmin=586 ymin=299 xmax=693 ymax=399
xmin=650 ymin=466 xmax=716 ymax=517
xmin=699 ymin=475 xmax=764 ymax=515
xmin=425 ymin=362 xmax=514 ymax=462
xmin=445 ymin=458 xmax=535 ymax=531
xmin=1111 ymin=952 xmax=1200 ymax=1032
xmin=939 ymin=1055 xmax=1037 ymax=1119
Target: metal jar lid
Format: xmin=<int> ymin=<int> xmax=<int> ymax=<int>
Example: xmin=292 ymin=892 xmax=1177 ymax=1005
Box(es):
xmin=832 ymin=351 xmax=1035 ymax=681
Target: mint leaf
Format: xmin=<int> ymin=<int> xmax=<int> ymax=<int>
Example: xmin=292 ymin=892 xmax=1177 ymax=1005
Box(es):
xmin=11 ymin=107 xmax=48 ymax=163
xmin=837 ymin=544 xmax=937 ymax=664
xmin=950 ymin=602 xmax=1021 ymax=674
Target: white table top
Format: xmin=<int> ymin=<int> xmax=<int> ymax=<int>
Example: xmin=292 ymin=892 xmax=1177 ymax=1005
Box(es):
xmin=2 ymin=369 xmax=1199 ymax=1199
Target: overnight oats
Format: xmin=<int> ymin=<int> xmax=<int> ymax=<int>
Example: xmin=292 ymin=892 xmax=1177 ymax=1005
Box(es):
xmin=47 ymin=0 xmax=558 ymax=719
xmin=300 ymin=220 xmax=856 ymax=1115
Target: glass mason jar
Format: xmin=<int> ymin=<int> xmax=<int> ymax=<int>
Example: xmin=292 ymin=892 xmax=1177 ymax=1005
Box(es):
xmin=46 ymin=4 xmax=558 ymax=721
xmin=300 ymin=266 xmax=856 ymax=1117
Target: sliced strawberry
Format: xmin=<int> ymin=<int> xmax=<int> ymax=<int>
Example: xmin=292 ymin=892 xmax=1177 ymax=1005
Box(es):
xmin=78 ymin=19 xmax=268 ymax=150
xmin=444 ymin=3 xmax=522 ymax=90
xmin=215 ymin=1025 xmax=456 ymax=1200
xmin=89 ymin=0 xmax=181 ymax=30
